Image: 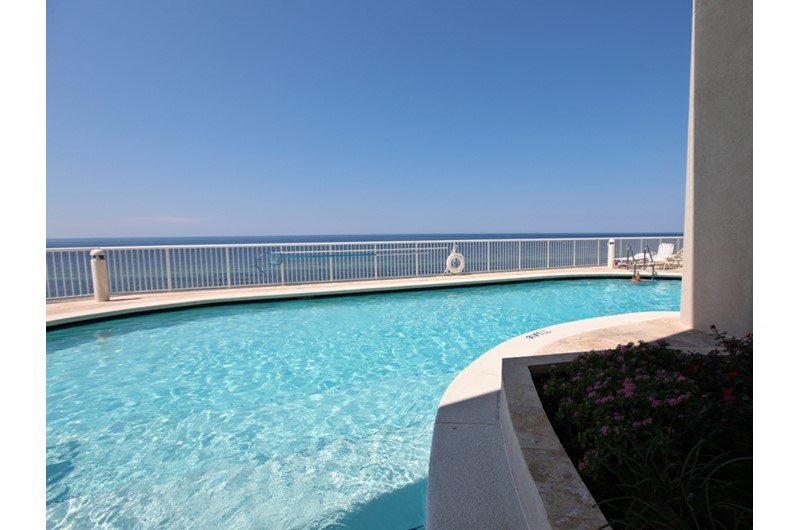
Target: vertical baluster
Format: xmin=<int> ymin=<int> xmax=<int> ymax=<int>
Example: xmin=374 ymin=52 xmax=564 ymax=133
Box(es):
xmin=243 ymin=246 xmax=249 ymax=286
xmin=134 ymin=249 xmax=141 ymax=291
xmin=181 ymin=248 xmax=188 ymax=290
xmin=58 ymin=252 xmax=66 ymax=296
xmin=201 ymin=248 xmax=207 ymax=288
xmin=194 ymin=247 xmax=201 ymax=288
xmin=278 ymin=246 xmax=284 ymax=284
xmin=198 ymin=247 xmax=204 ymax=288
xmin=124 ymin=249 xmax=132 ymax=292
xmin=224 ymin=247 xmax=230 ymax=288
xmin=165 ymin=249 xmax=172 ymax=291
xmin=74 ymin=251 xmax=84 ymax=296
xmin=131 ymin=249 xmax=138 ymax=292
xmin=144 ymin=249 xmax=151 ymax=291
xmin=153 ymin=249 xmax=158 ymax=291
xmin=191 ymin=247 xmax=196 ymax=289
xmin=572 ymin=240 xmax=576 ymax=268
xmin=327 ymin=245 xmax=332 ymax=282
xmin=184 ymin=248 xmax=191 ymax=289
xmin=132 ymin=249 xmax=139 ymax=292
xmin=173 ymin=249 xmax=179 ymax=290
xmin=232 ymin=246 xmax=237 ymax=286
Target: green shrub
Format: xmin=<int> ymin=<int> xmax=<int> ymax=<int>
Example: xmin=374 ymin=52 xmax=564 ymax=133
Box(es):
xmin=536 ymin=330 xmax=752 ymax=529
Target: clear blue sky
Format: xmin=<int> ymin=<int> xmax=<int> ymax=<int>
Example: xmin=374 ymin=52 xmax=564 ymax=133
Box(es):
xmin=47 ymin=0 xmax=693 ymax=238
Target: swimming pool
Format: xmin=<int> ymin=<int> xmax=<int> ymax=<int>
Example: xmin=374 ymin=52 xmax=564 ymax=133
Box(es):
xmin=47 ymin=279 xmax=680 ymax=529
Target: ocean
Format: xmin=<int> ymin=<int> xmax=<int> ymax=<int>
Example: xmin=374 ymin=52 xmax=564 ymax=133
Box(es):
xmin=46 ymin=232 xmax=682 ymax=248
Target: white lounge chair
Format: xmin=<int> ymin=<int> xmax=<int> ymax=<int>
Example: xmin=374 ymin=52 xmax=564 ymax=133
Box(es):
xmin=662 ymin=248 xmax=684 ymax=270
xmin=632 ymin=243 xmax=675 ymax=269
xmin=649 ymin=243 xmax=675 ymax=269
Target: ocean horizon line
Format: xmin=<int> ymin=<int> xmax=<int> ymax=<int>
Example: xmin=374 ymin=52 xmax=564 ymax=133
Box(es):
xmin=47 ymin=232 xmax=684 ymax=248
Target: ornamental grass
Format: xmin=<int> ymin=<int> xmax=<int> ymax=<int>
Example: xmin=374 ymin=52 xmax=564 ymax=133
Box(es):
xmin=534 ymin=329 xmax=752 ymax=529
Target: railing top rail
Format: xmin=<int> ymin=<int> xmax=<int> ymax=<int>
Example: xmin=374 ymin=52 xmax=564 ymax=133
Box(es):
xmin=46 ymin=235 xmax=682 ymax=252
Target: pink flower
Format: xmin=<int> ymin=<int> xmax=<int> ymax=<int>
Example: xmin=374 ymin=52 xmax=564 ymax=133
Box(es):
xmin=595 ymin=395 xmax=615 ymax=405
xmin=617 ymin=378 xmax=636 ymax=398
xmin=601 ymin=425 xmax=609 ymax=435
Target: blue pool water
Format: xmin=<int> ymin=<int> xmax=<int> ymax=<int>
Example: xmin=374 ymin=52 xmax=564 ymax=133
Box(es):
xmin=47 ymin=279 xmax=680 ymax=529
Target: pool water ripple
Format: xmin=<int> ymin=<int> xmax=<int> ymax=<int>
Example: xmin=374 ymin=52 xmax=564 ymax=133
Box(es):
xmin=47 ymin=279 xmax=679 ymax=529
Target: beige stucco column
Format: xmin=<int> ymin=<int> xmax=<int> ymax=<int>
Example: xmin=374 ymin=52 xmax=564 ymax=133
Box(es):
xmin=680 ymin=0 xmax=752 ymax=337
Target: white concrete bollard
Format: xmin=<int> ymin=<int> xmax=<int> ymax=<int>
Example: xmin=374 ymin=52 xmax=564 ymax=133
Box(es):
xmin=607 ymin=239 xmax=616 ymax=269
xmin=90 ymin=249 xmax=110 ymax=302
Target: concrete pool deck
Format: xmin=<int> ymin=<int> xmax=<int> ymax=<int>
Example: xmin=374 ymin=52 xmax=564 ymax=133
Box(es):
xmin=46 ymin=266 xmax=680 ymax=327
xmin=426 ymin=311 xmax=719 ymax=530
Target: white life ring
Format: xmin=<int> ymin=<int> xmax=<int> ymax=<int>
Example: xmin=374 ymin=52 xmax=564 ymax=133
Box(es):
xmin=446 ymin=252 xmax=465 ymax=274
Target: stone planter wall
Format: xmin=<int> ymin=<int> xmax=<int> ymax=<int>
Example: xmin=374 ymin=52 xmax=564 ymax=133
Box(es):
xmin=499 ymin=353 xmax=609 ymax=530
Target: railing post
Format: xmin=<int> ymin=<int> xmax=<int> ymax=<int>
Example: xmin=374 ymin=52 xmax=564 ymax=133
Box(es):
xmin=90 ymin=249 xmax=110 ymax=302
xmin=607 ymin=239 xmax=616 ymax=268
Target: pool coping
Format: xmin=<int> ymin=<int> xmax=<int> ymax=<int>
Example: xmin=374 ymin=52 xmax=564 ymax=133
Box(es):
xmin=426 ymin=312 xmax=718 ymax=530
xmin=46 ymin=267 xmax=680 ymax=328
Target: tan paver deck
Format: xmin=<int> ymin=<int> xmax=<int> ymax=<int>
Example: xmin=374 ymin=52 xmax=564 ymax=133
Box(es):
xmin=46 ymin=266 xmax=680 ymax=327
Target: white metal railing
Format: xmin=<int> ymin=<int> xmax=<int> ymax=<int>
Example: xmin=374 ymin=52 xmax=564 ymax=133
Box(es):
xmin=45 ymin=236 xmax=684 ymax=300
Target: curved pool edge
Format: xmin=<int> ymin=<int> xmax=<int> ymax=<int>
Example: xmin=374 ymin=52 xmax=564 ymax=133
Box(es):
xmin=46 ymin=268 xmax=680 ymax=329
xmin=426 ymin=311 xmax=718 ymax=530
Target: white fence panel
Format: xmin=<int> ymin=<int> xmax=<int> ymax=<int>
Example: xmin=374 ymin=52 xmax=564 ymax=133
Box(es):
xmin=46 ymin=236 xmax=683 ymax=300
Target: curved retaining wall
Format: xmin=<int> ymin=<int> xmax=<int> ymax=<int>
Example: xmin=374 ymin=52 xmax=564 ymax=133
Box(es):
xmin=426 ymin=311 xmax=717 ymax=530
